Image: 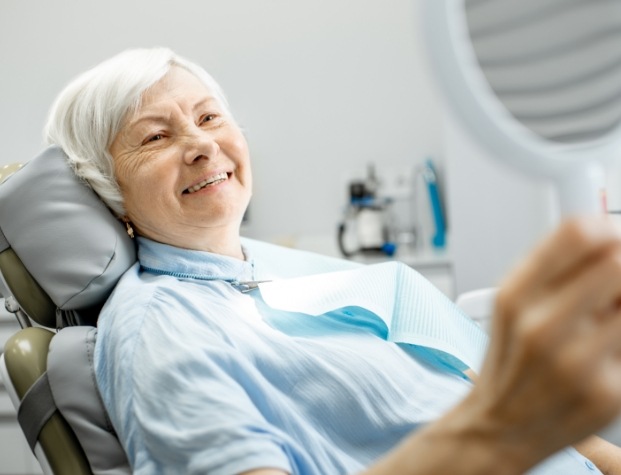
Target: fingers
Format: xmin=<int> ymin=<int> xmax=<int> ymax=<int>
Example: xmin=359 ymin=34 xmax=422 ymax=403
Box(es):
xmin=530 ymin=246 xmax=621 ymax=331
xmin=568 ymin=310 xmax=621 ymax=428
xmin=588 ymin=306 xmax=621 ymax=361
xmin=487 ymin=215 xmax=621 ymax=377
xmin=491 ymin=241 xmax=621 ymax=371
xmin=474 ymin=216 xmax=621 ymax=457
xmin=501 ymin=216 xmax=621 ymax=304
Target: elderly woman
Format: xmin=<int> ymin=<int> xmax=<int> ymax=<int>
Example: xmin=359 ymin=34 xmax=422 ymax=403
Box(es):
xmin=44 ymin=48 xmax=621 ymax=475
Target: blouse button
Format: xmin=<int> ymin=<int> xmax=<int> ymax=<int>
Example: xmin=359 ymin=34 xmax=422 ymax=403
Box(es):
xmin=584 ymin=459 xmax=596 ymax=471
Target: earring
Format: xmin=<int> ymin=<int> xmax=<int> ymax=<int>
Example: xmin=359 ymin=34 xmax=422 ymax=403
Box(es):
xmin=125 ymin=220 xmax=135 ymax=239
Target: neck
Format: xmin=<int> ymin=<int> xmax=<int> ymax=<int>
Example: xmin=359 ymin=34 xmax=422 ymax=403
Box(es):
xmin=201 ymin=235 xmax=245 ymax=260
xmin=140 ymin=224 xmax=245 ymax=260
xmin=187 ymin=227 xmax=245 ymax=259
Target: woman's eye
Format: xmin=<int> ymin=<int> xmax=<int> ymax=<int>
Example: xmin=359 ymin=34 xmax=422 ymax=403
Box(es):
xmin=201 ymin=114 xmax=217 ymax=124
xmin=144 ymin=134 xmax=163 ymax=144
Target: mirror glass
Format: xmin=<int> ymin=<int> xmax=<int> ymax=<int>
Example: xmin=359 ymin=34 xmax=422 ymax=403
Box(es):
xmin=425 ymin=0 xmax=621 ymax=215
xmin=466 ymin=0 xmax=621 ymax=145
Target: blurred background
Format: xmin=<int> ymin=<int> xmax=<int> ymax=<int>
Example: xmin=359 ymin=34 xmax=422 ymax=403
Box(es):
xmin=0 ymin=1 xmax=441 ymax=248
xmin=2 ymin=0 xmax=621 ymax=298
xmin=2 ymin=1 xmax=621 ymax=471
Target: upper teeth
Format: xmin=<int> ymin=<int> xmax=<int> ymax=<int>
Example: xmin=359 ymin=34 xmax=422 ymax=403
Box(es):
xmin=187 ymin=173 xmax=228 ymax=193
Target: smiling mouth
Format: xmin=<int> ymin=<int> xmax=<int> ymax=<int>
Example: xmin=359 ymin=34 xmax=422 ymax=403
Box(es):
xmin=184 ymin=172 xmax=230 ymax=194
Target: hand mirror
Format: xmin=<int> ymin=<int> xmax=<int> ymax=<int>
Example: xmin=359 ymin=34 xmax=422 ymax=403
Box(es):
xmin=424 ymin=0 xmax=621 ymax=215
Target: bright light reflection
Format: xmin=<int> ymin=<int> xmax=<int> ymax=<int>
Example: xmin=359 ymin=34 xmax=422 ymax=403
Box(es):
xmin=17 ymin=339 xmax=32 ymax=353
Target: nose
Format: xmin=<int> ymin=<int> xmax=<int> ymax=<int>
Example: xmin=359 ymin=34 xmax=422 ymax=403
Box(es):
xmin=182 ymin=128 xmax=220 ymax=165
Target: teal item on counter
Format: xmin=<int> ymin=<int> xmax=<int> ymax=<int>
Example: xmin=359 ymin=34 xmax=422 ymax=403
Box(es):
xmin=422 ymin=159 xmax=446 ymax=248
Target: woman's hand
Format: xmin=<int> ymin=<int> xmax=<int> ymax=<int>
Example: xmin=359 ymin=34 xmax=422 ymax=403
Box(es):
xmin=465 ymin=215 xmax=621 ymax=470
xmin=365 ymin=215 xmax=621 ymax=475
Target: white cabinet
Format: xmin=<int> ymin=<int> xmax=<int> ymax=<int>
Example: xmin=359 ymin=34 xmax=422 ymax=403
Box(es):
xmin=0 ymin=306 xmax=42 ymax=475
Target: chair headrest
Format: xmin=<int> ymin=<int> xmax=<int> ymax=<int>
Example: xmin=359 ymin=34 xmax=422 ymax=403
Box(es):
xmin=0 ymin=146 xmax=136 ymax=327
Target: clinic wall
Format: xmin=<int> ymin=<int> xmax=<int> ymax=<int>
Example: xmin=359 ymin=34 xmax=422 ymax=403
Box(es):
xmin=8 ymin=1 xmax=616 ymax=296
xmin=0 ymin=0 xmax=444 ymax=247
xmin=443 ymin=110 xmax=559 ymax=296
xmin=444 ymin=108 xmax=621 ymax=296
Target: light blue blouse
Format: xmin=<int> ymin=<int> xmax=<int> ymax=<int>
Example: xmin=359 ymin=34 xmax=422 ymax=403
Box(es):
xmin=94 ymin=237 xmax=601 ymax=475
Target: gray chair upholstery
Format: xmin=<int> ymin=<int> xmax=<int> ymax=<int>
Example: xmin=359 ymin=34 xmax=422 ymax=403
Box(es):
xmin=47 ymin=326 xmax=130 ymax=474
xmin=0 ymin=146 xmax=135 ymax=474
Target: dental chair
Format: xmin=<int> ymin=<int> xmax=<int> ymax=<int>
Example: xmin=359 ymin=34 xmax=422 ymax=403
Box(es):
xmin=0 ymin=146 xmax=491 ymax=475
xmin=0 ymin=146 xmax=135 ymax=474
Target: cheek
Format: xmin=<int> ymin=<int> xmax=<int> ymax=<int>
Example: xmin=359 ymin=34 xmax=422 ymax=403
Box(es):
xmin=115 ymin=157 xmax=172 ymax=215
xmin=123 ymin=178 xmax=175 ymax=230
xmin=130 ymin=166 xmax=172 ymax=202
xmin=228 ymin=129 xmax=250 ymax=164
xmin=234 ymin=138 xmax=252 ymax=183
xmin=113 ymin=148 xmax=146 ymax=193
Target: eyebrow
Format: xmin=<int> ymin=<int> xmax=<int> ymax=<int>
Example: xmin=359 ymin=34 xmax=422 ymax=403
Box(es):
xmin=127 ymin=97 xmax=220 ymax=129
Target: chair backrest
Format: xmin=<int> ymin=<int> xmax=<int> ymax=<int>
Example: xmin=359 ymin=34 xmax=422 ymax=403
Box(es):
xmin=0 ymin=146 xmax=136 ymax=474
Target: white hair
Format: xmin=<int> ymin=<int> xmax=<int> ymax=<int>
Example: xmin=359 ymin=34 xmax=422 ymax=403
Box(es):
xmin=44 ymin=47 xmax=231 ymax=217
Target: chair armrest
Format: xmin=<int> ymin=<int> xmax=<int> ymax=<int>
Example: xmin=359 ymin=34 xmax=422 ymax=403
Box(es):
xmin=455 ymin=287 xmax=498 ymax=334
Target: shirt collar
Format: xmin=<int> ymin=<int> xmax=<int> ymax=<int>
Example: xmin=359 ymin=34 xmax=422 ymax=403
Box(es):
xmin=136 ymin=236 xmax=255 ymax=283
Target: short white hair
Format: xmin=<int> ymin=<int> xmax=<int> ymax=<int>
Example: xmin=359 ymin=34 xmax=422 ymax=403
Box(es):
xmin=44 ymin=47 xmax=231 ymax=217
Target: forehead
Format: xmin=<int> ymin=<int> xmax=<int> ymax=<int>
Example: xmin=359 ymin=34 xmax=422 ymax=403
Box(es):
xmin=138 ymin=66 xmax=215 ymax=111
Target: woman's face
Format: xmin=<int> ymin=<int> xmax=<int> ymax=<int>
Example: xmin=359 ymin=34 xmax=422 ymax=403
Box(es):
xmin=110 ymin=66 xmax=252 ymax=251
